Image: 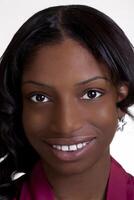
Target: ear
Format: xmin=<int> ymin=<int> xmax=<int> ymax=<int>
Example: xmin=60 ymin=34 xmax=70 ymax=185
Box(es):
xmin=116 ymin=82 xmax=129 ymax=118
xmin=117 ymin=82 xmax=129 ymax=102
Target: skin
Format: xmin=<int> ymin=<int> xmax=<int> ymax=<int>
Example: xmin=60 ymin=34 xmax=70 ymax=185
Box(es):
xmin=22 ymin=38 xmax=128 ymax=200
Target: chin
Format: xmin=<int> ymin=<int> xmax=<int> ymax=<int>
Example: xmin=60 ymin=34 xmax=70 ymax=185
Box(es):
xmin=42 ymin=153 xmax=107 ymax=177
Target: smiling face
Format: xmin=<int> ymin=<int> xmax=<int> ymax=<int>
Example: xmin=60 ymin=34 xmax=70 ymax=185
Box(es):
xmin=21 ymin=38 xmax=127 ymax=175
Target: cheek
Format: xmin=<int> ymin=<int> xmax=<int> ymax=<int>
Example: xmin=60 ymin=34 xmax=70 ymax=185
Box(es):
xmin=100 ymin=104 xmax=117 ymax=133
xmin=84 ymin=99 xmax=118 ymax=143
xmin=22 ymin=105 xmax=52 ymax=141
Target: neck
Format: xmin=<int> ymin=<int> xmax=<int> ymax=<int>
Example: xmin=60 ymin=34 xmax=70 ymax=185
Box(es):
xmin=42 ymin=152 xmax=111 ymax=200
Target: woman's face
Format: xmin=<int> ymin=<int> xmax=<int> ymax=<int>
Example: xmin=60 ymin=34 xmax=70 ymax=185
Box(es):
xmin=22 ymin=38 xmax=127 ymax=175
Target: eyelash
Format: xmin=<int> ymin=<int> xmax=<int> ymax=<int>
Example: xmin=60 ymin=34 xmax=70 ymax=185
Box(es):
xmin=81 ymin=89 xmax=104 ymax=100
xmin=27 ymin=93 xmax=51 ymax=103
xmin=28 ymin=89 xmax=104 ymax=103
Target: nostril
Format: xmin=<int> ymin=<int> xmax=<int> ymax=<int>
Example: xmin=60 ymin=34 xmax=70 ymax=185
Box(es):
xmin=50 ymin=101 xmax=84 ymax=135
xmin=50 ymin=118 xmax=84 ymax=136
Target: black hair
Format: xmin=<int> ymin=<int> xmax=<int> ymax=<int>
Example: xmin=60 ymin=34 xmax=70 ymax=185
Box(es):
xmin=0 ymin=4 xmax=134 ymax=199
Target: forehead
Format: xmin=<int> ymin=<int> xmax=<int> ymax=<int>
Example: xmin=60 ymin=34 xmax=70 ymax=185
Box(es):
xmin=22 ymin=38 xmax=110 ymax=85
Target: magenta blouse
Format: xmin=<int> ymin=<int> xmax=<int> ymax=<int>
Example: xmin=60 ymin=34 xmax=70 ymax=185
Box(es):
xmin=17 ymin=157 xmax=134 ymax=200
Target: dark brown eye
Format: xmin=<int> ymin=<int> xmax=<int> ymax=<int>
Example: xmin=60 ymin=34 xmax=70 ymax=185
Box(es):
xmin=30 ymin=94 xmax=49 ymax=103
xmin=87 ymin=91 xmax=97 ymax=98
xmin=81 ymin=90 xmax=103 ymax=100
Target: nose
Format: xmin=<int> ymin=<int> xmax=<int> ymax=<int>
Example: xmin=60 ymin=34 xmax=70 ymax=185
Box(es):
xmin=50 ymin=100 xmax=84 ymax=136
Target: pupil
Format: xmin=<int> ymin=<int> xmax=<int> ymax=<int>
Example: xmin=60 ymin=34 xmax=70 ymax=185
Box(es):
xmin=36 ymin=95 xmax=45 ymax=101
xmin=88 ymin=91 xmax=96 ymax=98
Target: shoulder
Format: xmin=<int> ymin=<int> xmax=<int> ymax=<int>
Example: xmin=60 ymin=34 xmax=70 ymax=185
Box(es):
xmin=111 ymin=157 xmax=134 ymax=181
xmin=108 ymin=157 xmax=134 ymax=199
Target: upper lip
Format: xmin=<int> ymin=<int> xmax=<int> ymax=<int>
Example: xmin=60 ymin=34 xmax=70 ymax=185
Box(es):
xmin=43 ymin=136 xmax=96 ymax=146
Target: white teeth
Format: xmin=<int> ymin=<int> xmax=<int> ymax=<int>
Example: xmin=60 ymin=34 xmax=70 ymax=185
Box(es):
xmin=77 ymin=143 xmax=83 ymax=149
xmin=83 ymin=142 xmax=87 ymax=146
xmin=57 ymin=145 xmax=61 ymax=150
xmin=61 ymin=145 xmax=69 ymax=151
xmin=69 ymin=145 xmax=77 ymax=151
xmin=52 ymin=142 xmax=89 ymax=152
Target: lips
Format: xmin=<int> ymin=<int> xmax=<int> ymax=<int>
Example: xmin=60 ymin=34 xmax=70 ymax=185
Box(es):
xmin=43 ymin=136 xmax=96 ymax=161
xmin=44 ymin=135 xmax=96 ymax=146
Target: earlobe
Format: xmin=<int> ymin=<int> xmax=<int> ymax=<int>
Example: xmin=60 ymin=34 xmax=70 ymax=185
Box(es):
xmin=116 ymin=83 xmax=129 ymax=118
xmin=117 ymin=107 xmax=125 ymax=119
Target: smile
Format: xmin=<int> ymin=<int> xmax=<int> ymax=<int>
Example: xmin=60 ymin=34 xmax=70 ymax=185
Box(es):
xmin=45 ymin=137 xmax=96 ymax=161
xmin=52 ymin=141 xmax=89 ymax=152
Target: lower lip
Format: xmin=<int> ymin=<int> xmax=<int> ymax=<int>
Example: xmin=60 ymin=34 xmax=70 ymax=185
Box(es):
xmin=47 ymin=138 xmax=96 ymax=162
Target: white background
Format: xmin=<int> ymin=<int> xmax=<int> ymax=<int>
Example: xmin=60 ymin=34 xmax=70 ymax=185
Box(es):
xmin=0 ymin=0 xmax=134 ymax=175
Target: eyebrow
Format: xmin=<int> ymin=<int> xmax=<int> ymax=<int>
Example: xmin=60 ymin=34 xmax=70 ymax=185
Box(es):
xmin=75 ymin=76 xmax=110 ymax=86
xmin=22 ymin=76 xmax=110 ymax=89
xmin=22 ymin=80 xmax=55 ymax=90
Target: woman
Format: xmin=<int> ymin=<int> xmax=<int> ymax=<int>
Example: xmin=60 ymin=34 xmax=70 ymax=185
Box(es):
xmin=0 ymin=4 xmax=134 ymax=200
